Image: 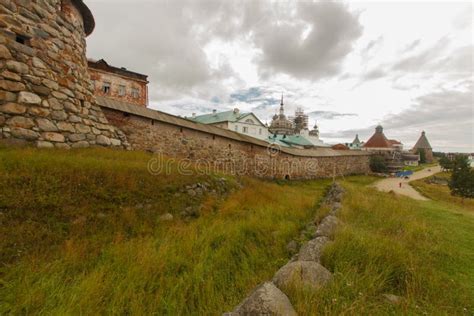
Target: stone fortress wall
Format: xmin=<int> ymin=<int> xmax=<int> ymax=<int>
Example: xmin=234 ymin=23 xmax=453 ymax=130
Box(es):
xmin=0 ymin=0 xmax=371 ymax=179
xmin=0 ymin=0 xmax=127 ymax=148
xmin=101 ymin=100 xmax=371 ymax=179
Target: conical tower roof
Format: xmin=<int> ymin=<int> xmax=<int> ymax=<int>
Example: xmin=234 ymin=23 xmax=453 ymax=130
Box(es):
xmin=363 ymin=125 xmax=391 ymax=148
xmin=413 ymin=131 xmax=432 ymax=149
xmin=352 ymin=134 xmax=361 ymax=145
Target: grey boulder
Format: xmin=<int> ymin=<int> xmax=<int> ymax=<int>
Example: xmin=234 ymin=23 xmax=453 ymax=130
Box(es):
xmin=298 ymin=237 xmax=330 ymax=262
xmin=273 ymin=261 xmax=332 ymax=291
xmin=315 ymin=215 xmax=340 ymax=238
xmin=229 ymin=282 xmax=297 ymax=316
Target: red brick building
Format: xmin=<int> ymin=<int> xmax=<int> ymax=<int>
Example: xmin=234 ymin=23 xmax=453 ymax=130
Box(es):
xmin=88 ymin=59 xmax=148 ymax=107
xmin=362 ymin=125 xmax=404 ymax=172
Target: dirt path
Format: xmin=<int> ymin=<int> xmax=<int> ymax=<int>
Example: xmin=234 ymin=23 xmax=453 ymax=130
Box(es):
xmin=374 ymin=165 xmax=441 ymax=200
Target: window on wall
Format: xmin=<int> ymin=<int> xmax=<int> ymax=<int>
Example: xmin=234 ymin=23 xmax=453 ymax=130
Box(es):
xmin=243 ymin=127 xmax=248 ymax=133
xmin=234 ymin=125 xmax=238 ymax=132
xmin=259 ymin=128 xmax=262 ymax=135
xmin=118 ymin=85 xmax=126 ymax=96
xmin=102 ymin=82 xmax=111 ymax=94
xmin=245 ymin=119 xmax=254 ymax=124
xmin=15 ymin=34 xmax=31 ymax=46
xmin=132 ymin=88 xmax=140 ymax=98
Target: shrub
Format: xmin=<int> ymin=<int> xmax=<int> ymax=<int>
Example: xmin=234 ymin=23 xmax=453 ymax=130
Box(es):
xmin=439 ymin=156 xmax=453 ymax=171
xmin=449 ymin=155 xmax=474 ymax=199
xmin=370 ymin=155 xmax=388 ymax=173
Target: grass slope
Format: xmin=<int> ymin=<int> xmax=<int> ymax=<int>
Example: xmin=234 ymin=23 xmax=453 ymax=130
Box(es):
xmin=412 ymin=171 xmax=474 ymax=211
xmin=0 ymin=147 xmax=329 ymax=315
xmin=1 ymin=148 xmax=472 ymax=315
xmin=287 ymin=176 xmax=474 ymax=315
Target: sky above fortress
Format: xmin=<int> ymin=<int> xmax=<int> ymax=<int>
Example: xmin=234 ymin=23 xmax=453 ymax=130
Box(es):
xmin=85 ymin=0 xmax=473 ymax=152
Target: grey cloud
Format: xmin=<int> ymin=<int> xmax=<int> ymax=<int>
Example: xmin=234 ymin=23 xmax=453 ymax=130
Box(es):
xmin=325 ymin=84 xmax=474 ymax=151
xmin=308 ymin=111 xmax=358 ymax=120
xmin=253 ymin=1 xmax=363 ymax=80
xmin=87 ymin=2 xmax=212 ymax=89
xmin=382 ymin=85 xmax=473 ymax=131
xmin=364 ymin=36 xmax=384 ymax=53
xmin=402 ymin=39 xmax=421 ymax=53
xmin=432 ymin=46 xmax=473 ymax=76
xmin=321 ymin=127 xmax=372 ymax=140
xmin=362 ymin=68 xmax=386 ymax=81
xmin=86 ymin=0 xmax=362 ymax=103
xmin=193 ymin=1 xmax=267 ymax=40
xmin=150 ymin=99 xmax=224 ymax=118
xmin=392 ymin=37 xmax=450 ymax=72
xmin=362 ymin=39 xmax=472 ymax=89
xmin=86 ymin=0 xmax=247 ymax=105
xmin=360 ymin=36 xmax=383 ymax=64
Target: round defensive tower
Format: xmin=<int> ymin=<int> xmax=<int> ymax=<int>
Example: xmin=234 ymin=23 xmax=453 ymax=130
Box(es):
xmin=0 ymin=0 xmax=126 ymax=148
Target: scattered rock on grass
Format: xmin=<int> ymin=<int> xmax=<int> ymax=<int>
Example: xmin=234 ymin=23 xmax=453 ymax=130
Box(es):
xmin=96 ymin=212 xmax=107 ymax=219
xmin=159 ymin=213 xmax=173 ymax=222
xmin=286 ymin=240 xmax=299 ymax=254
xmin=382 ymin=293 xmax=403 ymax=305
xmin=180 ymin=206 xmax=200 ymax=219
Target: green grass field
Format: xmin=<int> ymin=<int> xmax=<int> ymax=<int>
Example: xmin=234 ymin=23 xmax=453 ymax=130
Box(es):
xmin=0 ymin=147 xmax=330 ymax=315
xmin=1 ymin=148 xmax=472 ymax=315
xmin=402 ymin=162 xmax=438 ymax=172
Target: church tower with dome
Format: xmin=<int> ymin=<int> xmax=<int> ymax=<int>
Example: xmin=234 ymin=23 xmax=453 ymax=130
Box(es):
xmin=268 ymin=95 xmax=295 ymax=135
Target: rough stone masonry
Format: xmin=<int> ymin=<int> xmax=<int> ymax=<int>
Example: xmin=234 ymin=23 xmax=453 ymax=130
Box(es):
xmin=0 ymin=0 xmax=126 ymax=148
xmin=102 ymin=102 xmax=371 ymax=179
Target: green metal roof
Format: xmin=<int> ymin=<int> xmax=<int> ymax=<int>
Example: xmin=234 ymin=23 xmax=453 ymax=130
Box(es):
xmin=189 ymin=110 xmax=250 ymax=124
xmin=268 ymin=134 xmax=314 ymax=147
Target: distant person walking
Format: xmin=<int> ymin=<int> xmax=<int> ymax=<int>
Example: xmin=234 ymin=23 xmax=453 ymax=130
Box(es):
xmin=399 ymin=182 xmax=402 ymax=188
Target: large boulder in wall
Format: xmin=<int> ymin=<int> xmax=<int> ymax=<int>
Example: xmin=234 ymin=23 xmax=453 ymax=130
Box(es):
xmin=227 ymin=282 xmax=297 ymax=316
xmin=273 ymin=261 xmax=332 ymax=291
xmin=315 ymin=215 xmax=340 ymax=238
xmin=298 ymin=236 xmax=330 ymax=262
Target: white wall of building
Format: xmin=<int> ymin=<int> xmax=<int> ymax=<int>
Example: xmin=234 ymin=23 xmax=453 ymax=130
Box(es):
xmin=227 ymin=116 xmax=269 ymax=141
xmin=299 ymin=129 xmax=329 ymax=147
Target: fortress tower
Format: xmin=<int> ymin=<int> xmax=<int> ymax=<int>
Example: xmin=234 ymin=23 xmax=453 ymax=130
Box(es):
xmin=0 ymin=0 xmax=126 ymax=148
xmin=412 ymin=131 xmax=433 ymax=163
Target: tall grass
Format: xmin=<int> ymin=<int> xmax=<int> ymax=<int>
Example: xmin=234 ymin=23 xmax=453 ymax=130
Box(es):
xmin=286 ymin=177 xmax=474 ymax=315
xmin=0 ymin=147 xmax=329 ymax=315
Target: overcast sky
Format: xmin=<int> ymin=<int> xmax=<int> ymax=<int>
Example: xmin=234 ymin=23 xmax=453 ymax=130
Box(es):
xmin=85 ymin=0 xmax=473 ymax=152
